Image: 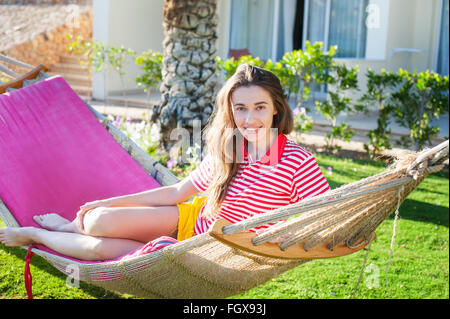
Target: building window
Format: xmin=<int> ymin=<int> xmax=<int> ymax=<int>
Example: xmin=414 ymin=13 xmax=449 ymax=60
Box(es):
xmin=228 ymin=0 xmax=370 ymax=61
xmin=228 ymin=0 xmax=301 ymax=61
xmin=304 ymin=0 xmax=369 ymax=58
xmin=229 ymin=0 xmax=275 ymax=61
xmin=437 ymin=0 xmax=449 ymax=76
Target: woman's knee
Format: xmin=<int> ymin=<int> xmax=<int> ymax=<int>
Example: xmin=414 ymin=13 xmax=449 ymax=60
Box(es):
xmin=83 ymin=207 xmax=112 ymax=237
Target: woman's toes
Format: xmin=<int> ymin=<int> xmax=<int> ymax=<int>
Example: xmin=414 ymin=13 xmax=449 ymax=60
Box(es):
xmin=0 ymin=227 xmax=35 ymax=247
xmin=33 ymin=213 xmax=71 ymax=231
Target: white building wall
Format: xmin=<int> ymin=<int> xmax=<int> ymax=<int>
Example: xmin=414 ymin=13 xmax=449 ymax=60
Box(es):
xmin=217 ymin=0 xmax=231 ymax=59
xmin=92 ymin=0 xmax=164 ymax=98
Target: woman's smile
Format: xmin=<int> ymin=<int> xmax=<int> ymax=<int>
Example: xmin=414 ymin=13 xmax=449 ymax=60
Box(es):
xmin=231 ymin=85 xmax=277 ymax=142
xmin=243 ymin=126 xmax=263 ymax=134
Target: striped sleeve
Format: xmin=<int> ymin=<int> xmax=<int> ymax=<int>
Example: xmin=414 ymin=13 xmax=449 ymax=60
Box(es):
xmin=290 ymin=156 xmax=330 ymax=204
xmin=188 ymin=154 xmax=214 ymax=192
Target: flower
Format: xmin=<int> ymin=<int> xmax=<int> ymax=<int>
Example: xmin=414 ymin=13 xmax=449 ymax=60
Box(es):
xmin=293 ymin=107 xmax=300 ymax=116
xmin=167 ymin=159 xmax=176 ymax=170
xmin=300 ymin=107 xmax=306 ymax=115
xmin=327 ymin=166 xmax=333 ymax=174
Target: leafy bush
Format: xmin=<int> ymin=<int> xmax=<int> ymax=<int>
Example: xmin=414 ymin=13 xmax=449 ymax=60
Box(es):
xmin=278 ymin=41 xmax=335 ymax=109
xmin=215 ymin=55 xmax=265 ymax=80
xmin=315 ymin=62 xmax=361 ymax=153
xmin=358 ymin=69 xmax=399 ymax=159
xmin=107 ymin=45 xmax=136 ymax=78
xmin=274 ymin=42 xmax=337 ymax=138
xmin=358 ymin=68 xmax=448 ymax=157
xmin=391 ymin=69 xmax=449 ymax=151
xmin=292 ymin=106 xmax=313 ymax=134
xmin=135 ymin=50 xmax=163 ymax=96
xmin=66 ymin=35 xmax=108 ymax=73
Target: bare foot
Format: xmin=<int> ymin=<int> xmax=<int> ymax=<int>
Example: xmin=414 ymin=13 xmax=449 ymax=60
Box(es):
xmin=33 ymin=213 xmax=71 ymax=231
xmin=0 ymin=227 xmax=36 ymax=247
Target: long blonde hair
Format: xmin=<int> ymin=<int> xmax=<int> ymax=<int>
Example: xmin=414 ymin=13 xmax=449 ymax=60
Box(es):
xmin=202 ymin=64 xmax=293 ymax=219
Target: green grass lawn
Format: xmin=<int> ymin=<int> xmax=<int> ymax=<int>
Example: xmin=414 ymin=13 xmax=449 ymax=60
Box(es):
xmin=0 ymin=154 xmax=448 ymax=299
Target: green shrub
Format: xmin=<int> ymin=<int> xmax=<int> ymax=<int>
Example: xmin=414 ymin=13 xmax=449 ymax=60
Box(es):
xmin=391 ymin=69 xmax=449 ymax=151
xmin=358 ymin=69 xmax=399 ymax=160
xmin=66 ymin=35 xmax=108 ymax=73
xmin=215 ymin=55 xmax=265 ymax=80
xmin=135 ymin=50 xmax=163 ymax=98
xmin=315 ymin=63 xmax=362 ymax=153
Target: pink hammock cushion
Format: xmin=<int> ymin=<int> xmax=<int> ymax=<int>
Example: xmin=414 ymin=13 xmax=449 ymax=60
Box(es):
xmin=0 ymin=76 xmax=164 ymax=263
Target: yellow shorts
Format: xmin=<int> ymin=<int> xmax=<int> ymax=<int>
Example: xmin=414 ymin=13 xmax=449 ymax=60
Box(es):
xmin=176 ymin=196 xmax=208 ymax=241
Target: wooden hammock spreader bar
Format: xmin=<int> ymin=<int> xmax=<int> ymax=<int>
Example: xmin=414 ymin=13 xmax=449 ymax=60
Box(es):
xmin=0 ymin=65 xmax=47 ymax=94
xmin=210 ymin=219 xmax=376 ymax=259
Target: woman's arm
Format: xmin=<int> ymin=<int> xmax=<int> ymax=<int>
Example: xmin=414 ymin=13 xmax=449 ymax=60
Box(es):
xmin=97 ymin=177 xmax=200 ymax=207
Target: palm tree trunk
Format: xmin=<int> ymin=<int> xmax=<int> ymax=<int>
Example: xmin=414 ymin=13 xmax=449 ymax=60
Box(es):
xmin=152 ymin=0 xmax=218 ymax=159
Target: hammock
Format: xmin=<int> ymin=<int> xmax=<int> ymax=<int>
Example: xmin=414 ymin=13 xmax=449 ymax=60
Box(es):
xmin=0 ymin=56 xmax=448 ymax=299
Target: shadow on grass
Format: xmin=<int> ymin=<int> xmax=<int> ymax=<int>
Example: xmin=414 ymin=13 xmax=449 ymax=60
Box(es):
xmin=413 ymin=185 xmax=449 ymax=197
xmin=0 ymin=244 xmax=125 ymax=299
xmin=391 ymin=198 xmax=449 ymax=227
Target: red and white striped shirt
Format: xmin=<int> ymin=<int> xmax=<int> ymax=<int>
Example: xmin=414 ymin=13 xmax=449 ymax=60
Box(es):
xmin=189 ymin=134 xmax=330 ymax=235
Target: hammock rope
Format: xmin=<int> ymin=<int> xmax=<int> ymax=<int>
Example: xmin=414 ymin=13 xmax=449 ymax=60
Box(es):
xmin=351 ymin=240 xmax=373 ymax=299
xmin=385 ymin=185 xmax=404 ymax=296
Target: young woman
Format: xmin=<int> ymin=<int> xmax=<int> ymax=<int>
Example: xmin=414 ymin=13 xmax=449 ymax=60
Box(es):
xmin=0 ymin=64 xmax=330 ymax=261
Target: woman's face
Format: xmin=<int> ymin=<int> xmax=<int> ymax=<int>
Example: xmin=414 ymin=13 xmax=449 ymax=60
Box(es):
xmin=230 ymin=85 xmax=278 ymax=144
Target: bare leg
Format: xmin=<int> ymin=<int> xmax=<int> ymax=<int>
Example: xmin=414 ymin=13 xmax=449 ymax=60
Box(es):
xmin=34 ymin=206 xmax=179 ymax=243
xmin=83 ymin=206 xmax=180 ymax=242
xmin=0 ymin=227 xmax=144 ymax=261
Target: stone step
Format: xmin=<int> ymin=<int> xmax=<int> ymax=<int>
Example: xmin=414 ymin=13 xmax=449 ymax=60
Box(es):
xmin=60 ymin=55 xmax=89 ymax=65
xmin=68 ymin=84 xmax=92 ymax=96
xmin=48 ymin=72 xmax=91 ymax=86
xmin=50 ymin=63 xmax=90 ymax=75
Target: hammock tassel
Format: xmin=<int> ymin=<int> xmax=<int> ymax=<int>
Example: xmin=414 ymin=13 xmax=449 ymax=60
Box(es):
xmin=24 ymin=245 xmax=35 ymax=299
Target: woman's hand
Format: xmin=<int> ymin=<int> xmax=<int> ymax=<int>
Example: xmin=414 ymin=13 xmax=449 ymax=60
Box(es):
xmin=76 ymin=199 xmax=112 ymax=231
